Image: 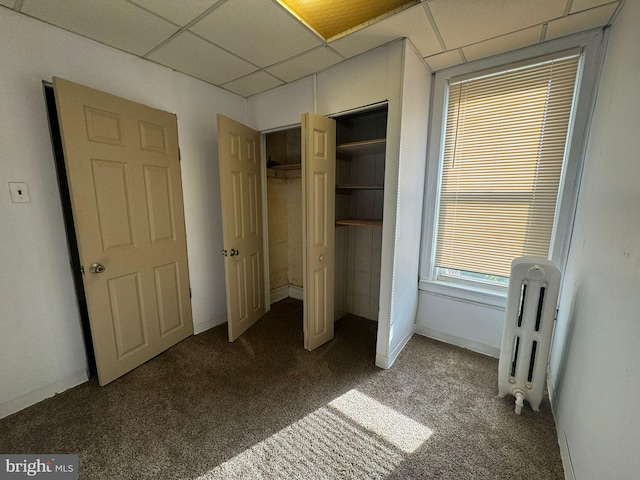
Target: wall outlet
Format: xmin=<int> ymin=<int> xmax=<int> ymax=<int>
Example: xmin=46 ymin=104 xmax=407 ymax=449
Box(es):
xmin=9 ymin=182 xmax=31 ymax=203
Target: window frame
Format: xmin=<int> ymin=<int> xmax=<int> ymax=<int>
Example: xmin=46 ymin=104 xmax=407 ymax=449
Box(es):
xmin=419 ymin=29 xmax=608 ymax=306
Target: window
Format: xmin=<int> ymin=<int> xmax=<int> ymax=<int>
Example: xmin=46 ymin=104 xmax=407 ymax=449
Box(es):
xmin=420 ymin=32 xmax=606 ymax=302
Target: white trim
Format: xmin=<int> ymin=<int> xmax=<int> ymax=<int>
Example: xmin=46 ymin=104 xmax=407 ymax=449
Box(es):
xmin=270 ymin=285 xmax=289 ymax=304
xmin=375 ymin=327 xmax=414 ymax=369
xmin=419 ymin=29 xmax=606 ymax=291
xmin=547 ymin=371 xmax=576 ymax=480
xmin=288 ymin=285 xmax=304 ymax=300
xmin=418 ymin=279 xmax=507 ymax=310
xmin=193 ymin=312 xmax=227 ymax=334
xmin=0 ymin=369 xmax=88 ymax=419
xmin=270 ymin=284 xmax=304 ymax=304
xmin=414 ymin=324 xmax=500 ymax=358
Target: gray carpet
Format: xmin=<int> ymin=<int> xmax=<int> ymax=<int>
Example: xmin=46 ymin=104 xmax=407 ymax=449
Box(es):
xmin=0 ymin=298 xmax=564 ymax=479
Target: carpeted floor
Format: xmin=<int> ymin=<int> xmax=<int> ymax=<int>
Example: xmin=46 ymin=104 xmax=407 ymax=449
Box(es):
xmin=0 ymin=298 xmax=564 ymax=479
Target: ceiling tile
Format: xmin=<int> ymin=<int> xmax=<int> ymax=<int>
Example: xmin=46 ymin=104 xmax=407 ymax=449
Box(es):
xmin=21 ymin=0 xmax=179 ymax=56
xmin=190 ymin=0 xmax=322 ymax=68
xmin=424 ymin=49 xmax=464 ymax=72
xmin=148 ymin=31 xmax=256 ymax=85
xmin=545 ymin=2 xmax=618 ymax=40
xmin=428 ymin=0 xmax=565 ymax=49
xmin=130 ymin=0 xmax=220 ymax=26
xmin=462 ymin=26 xmax=542 ymax=62
xmin=266 ymin=47 xmax=343 ymax=83
xmin=222 ymin=71 xmax=284 ymax=97
xmin=570 ymin=0 xmax=618 ymax=14
xmin=329 ymin=4 xmax=442 ymax=59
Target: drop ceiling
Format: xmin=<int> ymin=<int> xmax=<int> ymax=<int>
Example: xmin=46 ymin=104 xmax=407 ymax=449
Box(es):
xmin=3 ymin=0 xmax=622 ymax=98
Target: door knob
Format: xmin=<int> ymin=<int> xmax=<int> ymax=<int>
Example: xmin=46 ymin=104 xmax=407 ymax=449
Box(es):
xmin=230 ymin=248 xmax=239 ymax=257
xmin=89 ymin=263 xmax=106 ymax=274
xmin=221 ymin=249 xmax=228 ymax=256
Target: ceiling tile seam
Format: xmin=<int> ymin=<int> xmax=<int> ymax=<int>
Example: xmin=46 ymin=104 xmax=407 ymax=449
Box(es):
xmin=445 ymin=24 xmax=549 ymax=59
xmin=458 ymin=48 xmax=468 ymax=63
xmin=546 ymin=1 xmax=619 ymax=25
xmin=608 ymin=0 xmax=626 ymax=25
xmin=124 ymin=0 xmax=184 ymax=29
xmin=540 ymin=24 xmax=548 ymax=43
xmin=325 ymin=2 xmax=422 ymax=43
xmin=421 ymin=2 xmax=447 ymax=52
xmin=142 ymin=28 xmax=189 ymax=58
xmin=13 ymin=0 xmax=23 ymax=11
xmin=564 ymin=0 xmax=574 ymax=16
xmin=265 ymin=44 xmax=346 ymax=76
xmin=549 ymin=1 xmax=621 ymax=26
xmin=141 ymin=0 xmax=238 ymax=58
xmin=11 ymin=10 xmax=172 ymax=60
xmin=275 ymin=46 xmax=352 ymax=80
xmin=177 ymin=30 xmax=264 ymax=71
xmin=220 ymin=69 xmax=283 ymax=88
xmin=271 ymin=0 xmax=325 ymax=42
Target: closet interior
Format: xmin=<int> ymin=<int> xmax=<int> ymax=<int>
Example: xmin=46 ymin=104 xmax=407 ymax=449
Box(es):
xmin=265 ymin=105 xmax=388 ymax=323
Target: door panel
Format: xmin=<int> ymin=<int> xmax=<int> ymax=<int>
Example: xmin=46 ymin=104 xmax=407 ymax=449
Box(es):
xmin=54 ymin=77 xmax=193 ymax=385
xmin=302 ymin=113 xmax=336 ymax=351
xmin=217 ymin=114 xmax=266 ymax=342
xmin=144 ymin=165 xmax=176 ymax=243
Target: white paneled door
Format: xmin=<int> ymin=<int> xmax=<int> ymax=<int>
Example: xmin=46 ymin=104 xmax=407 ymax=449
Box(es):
xmin=302 ymin=113 xmax=336 ymax=351
xmin=217 ymin=114 xmax=266 ymax=341
xmin=54 ymin=77 xmax=193 ymax=386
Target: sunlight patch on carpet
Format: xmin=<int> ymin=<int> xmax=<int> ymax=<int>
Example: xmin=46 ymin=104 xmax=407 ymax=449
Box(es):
xmin=194 ymin=390 xmax=432 ymax=479
xmin=329 ymin=389 xmax=433 ymax=453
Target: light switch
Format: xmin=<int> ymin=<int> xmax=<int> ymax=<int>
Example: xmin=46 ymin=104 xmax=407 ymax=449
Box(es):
xmin=9 ymin=182 xmax=31 ymax=203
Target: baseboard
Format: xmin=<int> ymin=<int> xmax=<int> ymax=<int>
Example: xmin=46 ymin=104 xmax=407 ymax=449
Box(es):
xmin=547 ymin=372 xmax=575 ymax=480
xmin=270 ymin=285 xmax=289 ymax=304
xmin=0 ymin=369 xmax=88 ymax=420
xmin=375 ymin=327 xmax=415 ymax=369
xmin=193 ymin=313 xmax=227 ymax=334
xmin=270 ymin=285 xmax=303 ymax=304
xmin=414 ymin=324 xmax=500 ymax=358
xmin=288 ymin=285 xmax=303 ymax=300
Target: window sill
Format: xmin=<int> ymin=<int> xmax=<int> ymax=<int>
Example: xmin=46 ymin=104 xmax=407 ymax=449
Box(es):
xmin=418 ymin=279 xmax=507 ymax=310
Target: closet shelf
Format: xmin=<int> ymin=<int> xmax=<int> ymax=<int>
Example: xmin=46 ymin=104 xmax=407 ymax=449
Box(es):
xmin=336 ymin=219 xmax=383 ymax=227
xmin=336 ymin=138 xmax=386 ymax=155
xmin=269 ymin=164 xmax=301 ymax=170
xmin=336 ymin=184 xmax=384 ymax=191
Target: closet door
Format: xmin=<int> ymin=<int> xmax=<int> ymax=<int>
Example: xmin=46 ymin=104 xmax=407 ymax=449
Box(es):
xmin=217 ymin=114 xmax=266 ymax=341
xmin=301 ymin=113 xmax=336 ymax=351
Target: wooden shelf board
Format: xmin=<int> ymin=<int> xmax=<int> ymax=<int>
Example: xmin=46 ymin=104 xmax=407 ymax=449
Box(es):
xmin=270 ymin=164 xmax=301 ymax=170
xmin=336 ymin=219 xmax=383 ymax=227
xmin=336 ymin=138 xmax=386 ymax=155
xmin=336 ymin=185 xmax=384 ymax=190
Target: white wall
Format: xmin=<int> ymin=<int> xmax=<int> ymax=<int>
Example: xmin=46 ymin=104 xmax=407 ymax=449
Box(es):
xmin=376 ymin=43 xmax=431 ymax=368
xmin=246 ymin=77 xmax=313 ymax=131
xmin=549 ymin=3 xmax=640 ymax=478
xmin=0 ymin=8 xmax=244 ymax=418
xmin=415 ymin=292 xmax=503 ymax=357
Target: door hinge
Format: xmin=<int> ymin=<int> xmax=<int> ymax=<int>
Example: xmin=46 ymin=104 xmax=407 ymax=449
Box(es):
xmin=189 ymin=287 xmax=192 ymax=299
xmin=80 ymin=265 xmax=85 ymax=274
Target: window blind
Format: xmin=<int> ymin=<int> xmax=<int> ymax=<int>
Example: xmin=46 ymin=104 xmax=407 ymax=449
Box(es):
xmin=435 ymin=55 xmax=580 ymax=278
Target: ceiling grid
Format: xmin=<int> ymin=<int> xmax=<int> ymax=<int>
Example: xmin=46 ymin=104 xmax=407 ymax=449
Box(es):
xmin=4 ymin=0 xmax=622 ymax=97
